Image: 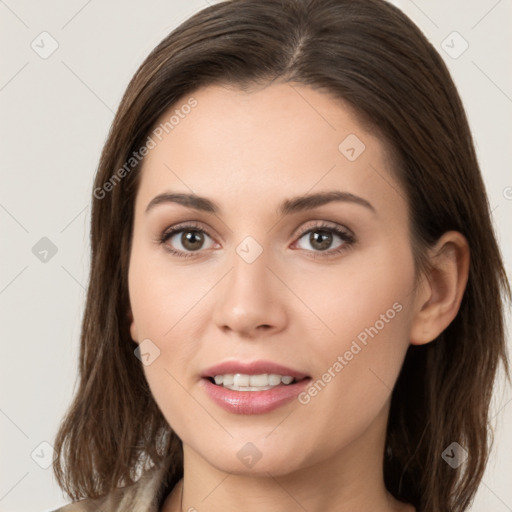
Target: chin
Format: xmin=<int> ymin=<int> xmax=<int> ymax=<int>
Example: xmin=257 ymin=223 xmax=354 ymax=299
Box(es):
xmin=187 ymin=432 xmax=316 ymax=477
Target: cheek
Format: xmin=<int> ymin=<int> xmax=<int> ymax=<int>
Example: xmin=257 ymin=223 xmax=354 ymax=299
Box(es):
xmin=128 ymin=243 xmax=217 ymax=434
xmin=294 ymin=239 xmax=414 ymax=354
xmin=128 ymin=239 xmax=207 ymax=340
xmin=141 ymin=360 xmax=221 ymax=447
xmin=292 ymin=245 xmax=415 ymax=443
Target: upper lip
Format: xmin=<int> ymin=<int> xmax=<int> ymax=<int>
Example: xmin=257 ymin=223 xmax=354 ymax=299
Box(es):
xmin=201 ymin=360 xmax=309 ymax=380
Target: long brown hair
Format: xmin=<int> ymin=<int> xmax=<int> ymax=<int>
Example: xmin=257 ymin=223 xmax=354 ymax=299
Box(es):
xmin=52 ymin=1 xmax=510 ymax=510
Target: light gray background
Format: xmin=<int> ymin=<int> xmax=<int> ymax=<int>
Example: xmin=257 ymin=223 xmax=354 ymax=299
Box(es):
xmin=0 ymin=1 xmax=510 ymax=511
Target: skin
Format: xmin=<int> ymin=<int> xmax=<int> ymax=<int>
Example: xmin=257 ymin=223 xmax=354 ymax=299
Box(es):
xmin=128 ymin=82 xmax=469 ymax=512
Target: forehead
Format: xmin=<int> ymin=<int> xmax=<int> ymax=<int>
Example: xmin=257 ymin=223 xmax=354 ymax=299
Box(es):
xmin=135 ymin=82 xmax=404 ymax=221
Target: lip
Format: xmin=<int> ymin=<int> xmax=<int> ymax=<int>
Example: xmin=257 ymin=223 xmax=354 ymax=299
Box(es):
xmin=200 ymin=360 xmax=310 ymax=415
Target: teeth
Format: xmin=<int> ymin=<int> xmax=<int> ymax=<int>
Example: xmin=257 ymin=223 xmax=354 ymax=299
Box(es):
xmin=249 ymin=374 xmax=268 ymax=386
xmin=269 ymin=374 xmax=281 ymax=385
xmin=234 ymin=374 xmax=249 ymax=386
xmin=211 ymin=373 xmax=296 ymax=391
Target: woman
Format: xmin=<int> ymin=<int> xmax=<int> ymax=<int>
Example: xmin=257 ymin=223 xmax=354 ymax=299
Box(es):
xmin=50 ymin=0 xmax=510 ymax=511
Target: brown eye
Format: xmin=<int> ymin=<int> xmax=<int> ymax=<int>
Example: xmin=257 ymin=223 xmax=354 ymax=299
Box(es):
xmin=179 ymin=230 xmax=205 ymax=251
xmin=299 ymin=226 xmax=354 ymax=254
xmin=159 ymin=223 xmax=216 ymax=258
xmin=308 ymin=230 xmax=334 ymax=251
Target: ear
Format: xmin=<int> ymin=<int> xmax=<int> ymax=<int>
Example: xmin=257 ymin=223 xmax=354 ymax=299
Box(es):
xmin=410 ymin=231 xmax=470 ymax=345
xmin=127 ymin=308 xmax=139 ymax=344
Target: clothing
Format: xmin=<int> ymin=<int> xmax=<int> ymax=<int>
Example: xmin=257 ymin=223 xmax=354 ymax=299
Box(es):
xmin=48 ymin=460 xmax=172 ymax=512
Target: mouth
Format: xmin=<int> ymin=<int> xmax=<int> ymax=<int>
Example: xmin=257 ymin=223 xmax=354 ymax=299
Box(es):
xmin=200 ymin=361 xmax=311 ymax=414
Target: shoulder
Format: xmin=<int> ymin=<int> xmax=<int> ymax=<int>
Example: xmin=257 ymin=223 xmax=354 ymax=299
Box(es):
xmin=47 ymin=462 xmax=171 ymax=512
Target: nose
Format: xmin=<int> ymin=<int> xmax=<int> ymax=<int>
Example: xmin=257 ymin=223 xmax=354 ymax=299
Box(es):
xmin=211 ymin=245 xmax=288 ymax=338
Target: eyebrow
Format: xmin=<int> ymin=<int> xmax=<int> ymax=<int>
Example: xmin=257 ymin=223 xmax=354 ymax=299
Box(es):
xmin=145 ymin=190 xmax=376 ymax=216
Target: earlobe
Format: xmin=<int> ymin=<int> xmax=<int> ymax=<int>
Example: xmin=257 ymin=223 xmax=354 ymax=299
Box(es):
xmin=410 ymin=231 xmax=470 ymax=345
xmin=127 ymin=308 xmax=139 ymax=343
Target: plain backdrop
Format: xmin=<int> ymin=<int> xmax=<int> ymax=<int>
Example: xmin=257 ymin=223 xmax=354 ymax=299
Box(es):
xmin=0 ymin=1 xmax=511 ymax=511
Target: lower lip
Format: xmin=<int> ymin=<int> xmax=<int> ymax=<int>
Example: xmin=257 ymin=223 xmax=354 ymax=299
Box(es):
xmin=201 ymin=378 xmax=311 ymax=415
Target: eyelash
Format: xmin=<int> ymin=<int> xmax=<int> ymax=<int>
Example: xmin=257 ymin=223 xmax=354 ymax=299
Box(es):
xmin=156 ymin=221 xmax=356 ymax=260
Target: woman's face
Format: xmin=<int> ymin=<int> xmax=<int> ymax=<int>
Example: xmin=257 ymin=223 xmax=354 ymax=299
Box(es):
xmin=128 ymin=82 xmax=421 ymax=476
